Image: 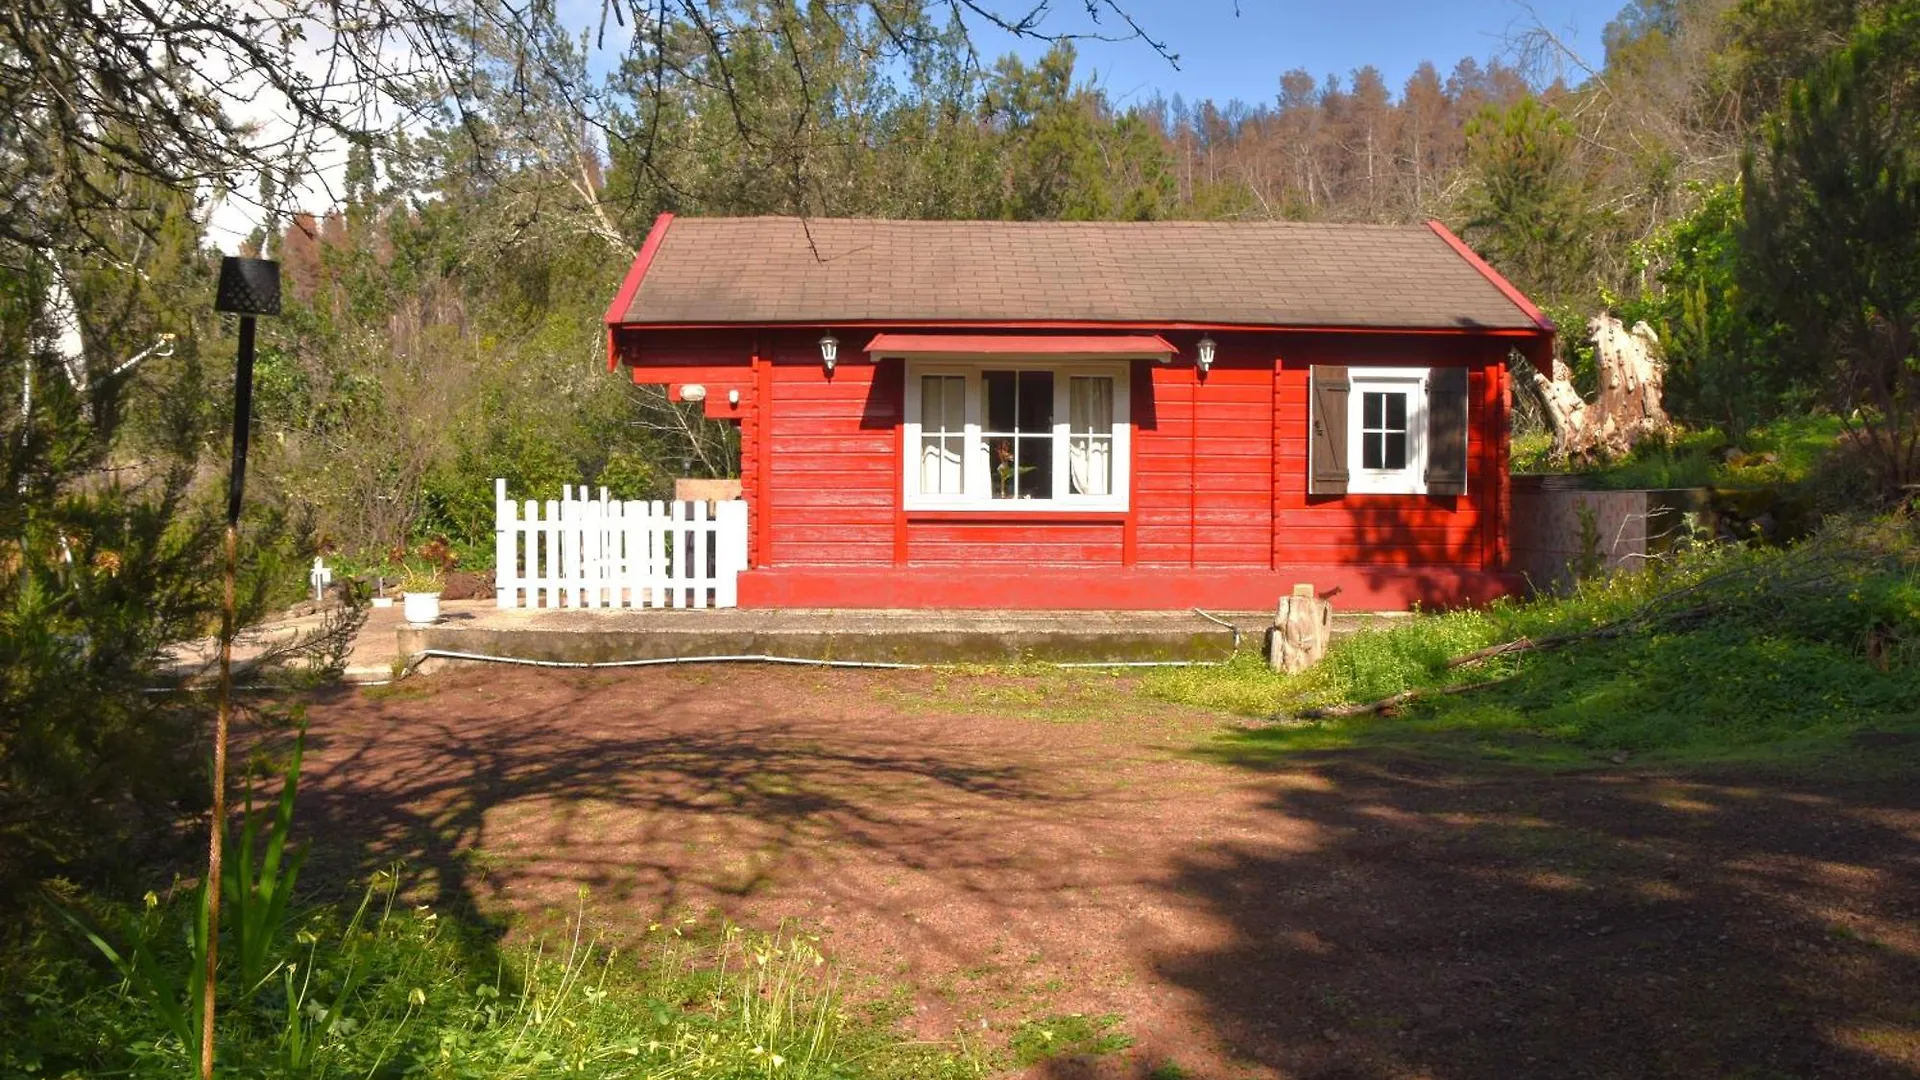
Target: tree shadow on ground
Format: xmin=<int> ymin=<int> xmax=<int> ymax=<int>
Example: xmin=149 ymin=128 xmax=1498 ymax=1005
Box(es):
xmin=1142 ymin=750 xmax=1920 ymax=1080
xmin=284 ymin=669 xmax=1071 ymax=954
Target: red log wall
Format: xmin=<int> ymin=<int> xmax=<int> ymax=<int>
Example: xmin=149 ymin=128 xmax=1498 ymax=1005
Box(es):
xmin=615 ymin=327 xmax=1522 ymax=610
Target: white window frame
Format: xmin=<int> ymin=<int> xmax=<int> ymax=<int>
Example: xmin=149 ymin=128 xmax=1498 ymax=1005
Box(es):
xmin=1347 ymin=366 xmax=1429 ymax=495
xmin=901 ymin=360 xmax=1132 ymax=512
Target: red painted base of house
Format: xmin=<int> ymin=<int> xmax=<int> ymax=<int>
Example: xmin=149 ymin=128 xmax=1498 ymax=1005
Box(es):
xmin=738 ymin=566 xmax=1522 ymax=612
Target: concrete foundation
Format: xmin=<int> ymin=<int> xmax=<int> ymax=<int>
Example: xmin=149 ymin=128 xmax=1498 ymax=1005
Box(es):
xmin=396 ymin=604 xmax=1307 ymax=665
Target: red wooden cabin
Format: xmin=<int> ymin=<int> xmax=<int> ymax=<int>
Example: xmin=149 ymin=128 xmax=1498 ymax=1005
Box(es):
xmin=606 ymin=216 xmax=1554 ymax=610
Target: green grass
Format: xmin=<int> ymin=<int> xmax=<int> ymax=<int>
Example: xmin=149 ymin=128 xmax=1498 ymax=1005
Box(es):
xmin=1007 ymin=1012 xmax=1133 ymax=1066
xmin=1513 ymin=414 xmax=1845 ymax=490
xmin=1147 ymin=514 xmax=1920 ymax=769
xmin=6 ymin=880 xmax=984 ymax=1079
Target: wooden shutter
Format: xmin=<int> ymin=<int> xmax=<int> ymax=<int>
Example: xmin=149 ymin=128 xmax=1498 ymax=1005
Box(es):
xmin=1309 ymin=365 xmax=1349 ymax=495
xmin=1425 ymin=365 xmax=1470 ymax=496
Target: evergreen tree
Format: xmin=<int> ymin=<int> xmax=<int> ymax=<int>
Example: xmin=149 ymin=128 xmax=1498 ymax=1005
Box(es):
xmin=1739 ymin=2 xmax=1920 ymax=492
xmin=1458 ymin=98 xmax=1606 ymax=304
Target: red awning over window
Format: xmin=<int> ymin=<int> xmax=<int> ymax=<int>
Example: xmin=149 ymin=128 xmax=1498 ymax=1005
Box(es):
xmin=863 ymin=333 xmax=1176 ymax=360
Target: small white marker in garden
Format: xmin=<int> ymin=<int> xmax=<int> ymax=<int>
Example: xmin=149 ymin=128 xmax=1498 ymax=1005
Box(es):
xmin=309 ymin=557 xmax=333 ymax=605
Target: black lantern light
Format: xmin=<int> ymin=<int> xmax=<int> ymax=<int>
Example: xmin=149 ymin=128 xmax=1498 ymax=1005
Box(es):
xmin=201 ymin=254 xmax=280 ymax=1080
xmin=213 ymin=257 xmax=280 ymax=522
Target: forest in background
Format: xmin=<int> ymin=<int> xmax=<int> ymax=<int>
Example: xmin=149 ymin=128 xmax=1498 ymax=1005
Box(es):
xmin=2 ymin=0 xmax=1916 ymax=888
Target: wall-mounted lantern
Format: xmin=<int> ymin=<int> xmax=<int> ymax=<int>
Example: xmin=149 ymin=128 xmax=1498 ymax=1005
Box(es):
xmin=819 ymin=333 xmax=839 ymax=375
xmin=1195 ymin=335 xmax=1217 ymax=376
xmin=679 ymin=383 xmax=707 ymax=403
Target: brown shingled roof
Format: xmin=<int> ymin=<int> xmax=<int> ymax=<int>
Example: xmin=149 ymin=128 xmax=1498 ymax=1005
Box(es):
xmin=613 ymin=217 xmax=1544 ymax=331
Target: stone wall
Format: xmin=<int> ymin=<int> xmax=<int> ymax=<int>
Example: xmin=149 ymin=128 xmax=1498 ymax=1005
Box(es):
xmin=1511 ymin=478 xmax=1812 ymax=594
xmin=1510 ymin=481 xmax=1654 ymax=593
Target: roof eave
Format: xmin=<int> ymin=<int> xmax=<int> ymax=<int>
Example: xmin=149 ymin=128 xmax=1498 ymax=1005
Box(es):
xmin=604 ymin=212 xmax=674 ymax=371
xmin=1424 ymin=220 xmax=1557 ymax=334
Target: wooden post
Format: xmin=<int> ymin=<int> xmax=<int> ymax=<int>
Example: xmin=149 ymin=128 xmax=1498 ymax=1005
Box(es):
xmin=1269 ymin=583 xmax=1333 ymax=674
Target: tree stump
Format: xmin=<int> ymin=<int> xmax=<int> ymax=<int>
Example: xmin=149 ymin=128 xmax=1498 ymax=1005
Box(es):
xmin=1532 ymin=314 xmax=1670 ymax=462
xmin=1269 ymin=584 xmax=1333 ymax=674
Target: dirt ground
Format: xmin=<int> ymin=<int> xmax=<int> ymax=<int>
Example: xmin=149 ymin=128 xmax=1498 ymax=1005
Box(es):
xmin=293 ymin=665 xmax=1920 ymax=1079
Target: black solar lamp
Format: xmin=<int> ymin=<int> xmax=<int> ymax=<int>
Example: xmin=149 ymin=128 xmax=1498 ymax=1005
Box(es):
xmin=201 ymin=254 xmax=280 ymax=1080
xmin=214 ymin=257 xmax=280 ymax=523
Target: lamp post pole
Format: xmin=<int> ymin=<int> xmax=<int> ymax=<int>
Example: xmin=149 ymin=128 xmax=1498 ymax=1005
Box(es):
xmin=203 ymin=257 xmax=279 ymax=1080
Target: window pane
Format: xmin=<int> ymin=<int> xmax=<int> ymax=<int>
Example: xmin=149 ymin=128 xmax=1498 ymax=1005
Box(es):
xmin=920 ymin=435 xmax=963 ymax=494
xmin=989 ymin=435 xmax=1054 ymax=499
xmin=1363 ymin=392 xmax=1383 ymax=429
xmin=920 ymin=375 xmax=940 ymax=429
xmin=1017 ymin=371 xmax=1053 ymax=433
xmin=990 ymin=437 xmax=1015 ymax=498
xmin=1385 ymin=392 xmax=1407 ymax=431
xmin=1070 ymin=377 xmax=1113 ymax=435
xmin=1018 ymin=435 xmax=1052 ymax=498
xmin=1384 ymin=432 xmax=1407 ymax=470
xmin=984 ymin=371 xmax=1016 ymax=432
xmin=921 ymin=374 xmax=965 ymax=433
xmin=944 ymin=378 xmax=965 ymax=431
xmin=1363 ymin=431 xmax=1384 ymax=470
xmin=986 ymin=370 xmax=1055 ymax=436
xmin=1070 ymin=435 xmax=1111 ymax=495
xmin=921 ymin=375 xmax=964 ymax=434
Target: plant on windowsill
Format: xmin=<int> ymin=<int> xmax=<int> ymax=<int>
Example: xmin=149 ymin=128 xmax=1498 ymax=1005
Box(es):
xmin=992 ymin=442 xmax=1037 ymax=499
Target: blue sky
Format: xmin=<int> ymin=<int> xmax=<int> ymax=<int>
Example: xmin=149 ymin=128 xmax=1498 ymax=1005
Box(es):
xmin=980 ymin=0 xmax=1628 ymax=107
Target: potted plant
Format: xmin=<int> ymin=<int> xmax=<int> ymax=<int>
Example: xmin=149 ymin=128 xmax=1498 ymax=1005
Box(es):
xmin=399 ymin=561 xmax=442 ymax=624
xmin=398 ymin=537 xmax=458 ymax=624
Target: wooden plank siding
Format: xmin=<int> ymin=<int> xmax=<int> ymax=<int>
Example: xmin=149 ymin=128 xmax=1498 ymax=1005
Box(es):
xmin=767 ymin=347 xmax=895 ymax=566
xmin=614 ymin=326 xmax=1520 ymax=608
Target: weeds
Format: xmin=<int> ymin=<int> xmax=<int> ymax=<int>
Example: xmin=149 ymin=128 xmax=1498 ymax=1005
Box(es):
xmin=1008 ymin=1012 xmax=1133 ymax=1066
xmin=17 ymin=880 xmax=984 ymax=1078
xmin=12 ymin=726 xmax=983 ymax=1080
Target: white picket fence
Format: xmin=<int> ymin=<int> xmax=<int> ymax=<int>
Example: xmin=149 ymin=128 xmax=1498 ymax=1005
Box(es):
xmin=493 ymin=479 xmax=749 ymax=609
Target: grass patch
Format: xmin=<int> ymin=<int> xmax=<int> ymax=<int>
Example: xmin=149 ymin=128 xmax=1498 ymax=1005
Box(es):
xmin=1007 ymin=1012 xmax=1133 ymax=1066
xmin=1514 ymin=414 xmax=1844 ymax=491
xmin=5 ymin=881 xmax=983 ymax=1079
xmin=1147 ymin=515 xmax=1920 ymax=769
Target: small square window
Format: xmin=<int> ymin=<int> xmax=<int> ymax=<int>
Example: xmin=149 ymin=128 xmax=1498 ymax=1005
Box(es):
xmin=1344 ymin=370 xmax=1429 ymax=495
xmin=1361 ymin=391 xmax=1409 ymax=470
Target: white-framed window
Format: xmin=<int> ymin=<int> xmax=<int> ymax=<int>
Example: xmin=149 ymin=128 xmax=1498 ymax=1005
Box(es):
xmin=902 ymin=361 xmax=1131 ymax=511
xmin=1347 ymin=367 xmax=1429 ymax=495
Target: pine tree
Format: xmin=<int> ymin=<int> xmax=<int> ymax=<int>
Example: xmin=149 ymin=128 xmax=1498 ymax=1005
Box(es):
xmin=1739 ymin=2 xmax=1920 ymax=494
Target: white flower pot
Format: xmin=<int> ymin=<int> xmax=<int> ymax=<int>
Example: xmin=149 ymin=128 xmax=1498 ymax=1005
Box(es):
xmin=403 ymin=591 xmax=442 ymax=624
